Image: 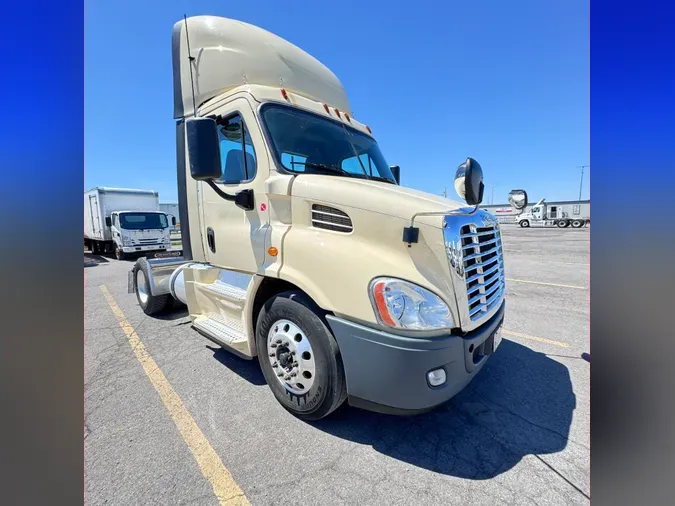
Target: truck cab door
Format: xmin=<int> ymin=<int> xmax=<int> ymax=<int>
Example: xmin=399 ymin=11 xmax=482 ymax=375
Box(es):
xmin=199 ymin=98 xmax=269 ymax=273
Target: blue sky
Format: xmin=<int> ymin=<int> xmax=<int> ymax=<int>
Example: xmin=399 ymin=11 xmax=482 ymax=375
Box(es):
xmin=85 ymin=0 xmax=589 ymax=204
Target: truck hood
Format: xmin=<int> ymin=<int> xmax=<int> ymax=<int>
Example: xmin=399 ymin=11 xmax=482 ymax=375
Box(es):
xmin=291 ymin=175 xmax=465 ymax=226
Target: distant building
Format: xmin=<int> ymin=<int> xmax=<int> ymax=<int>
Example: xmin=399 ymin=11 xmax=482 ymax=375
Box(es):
xmin=481 ymin=199 xmax=590 ymax=224
xmin=159 ymin=203 xmax=180 ymax=231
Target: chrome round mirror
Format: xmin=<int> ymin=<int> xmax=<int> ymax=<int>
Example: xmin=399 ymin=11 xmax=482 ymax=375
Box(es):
xmin=454 ymin=157 xmax=484 ymax=205
xmin=508 ymin=189 xmax=528 ymax=210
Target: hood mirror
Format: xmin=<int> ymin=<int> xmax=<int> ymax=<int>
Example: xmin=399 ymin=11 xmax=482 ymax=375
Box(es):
xmin=508 ymin=189 xmax=528 ymax=210
xmin=454 ymin=157 xmax=484 ymax=205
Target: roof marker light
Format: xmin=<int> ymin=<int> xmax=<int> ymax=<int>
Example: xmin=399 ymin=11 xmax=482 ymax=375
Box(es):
xmin=281 ymin=88 xmax=289 ymax=100
xmin=366 ymin=125 xmax=372 ymax=134
xmin=323 ymin=103 xmax=330 ymax=114
xmin=344 ymin=113 xmax=352 ymax=123
xmin=334 ymin=108 xmax=340 ymax=118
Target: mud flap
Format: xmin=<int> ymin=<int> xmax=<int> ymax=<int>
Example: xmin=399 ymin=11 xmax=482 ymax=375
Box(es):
xmin=127 ymin=269 xmax=134 ymax=293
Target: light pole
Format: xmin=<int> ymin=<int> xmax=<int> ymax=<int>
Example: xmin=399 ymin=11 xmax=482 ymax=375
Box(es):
xmin=488 ymin=184 xmax=495 ymax=204
xmin=577 ymin=165 xmax=589 ymax=201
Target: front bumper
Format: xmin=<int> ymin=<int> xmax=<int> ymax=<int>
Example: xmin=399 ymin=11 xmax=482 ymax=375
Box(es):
xmin=326 ymin=300 xmax=505 ymax=415
xmin=122 ymin=244 xmax=171 ymax=253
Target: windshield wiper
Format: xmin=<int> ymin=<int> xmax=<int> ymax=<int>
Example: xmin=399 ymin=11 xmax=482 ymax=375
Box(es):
xmin=290 ymin=161 xmax=353 ymax=177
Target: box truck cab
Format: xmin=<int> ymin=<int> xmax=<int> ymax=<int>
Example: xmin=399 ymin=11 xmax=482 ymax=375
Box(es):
xmin=128 ymin=16 xmax=528 ymax=420
xmin=106 ymin=210 xmax=174 ymax=260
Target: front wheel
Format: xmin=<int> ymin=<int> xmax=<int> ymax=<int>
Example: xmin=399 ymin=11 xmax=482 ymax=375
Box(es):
xmin=256 ymin=291 xmax=347 ymax=421
xmin=133 ymin=258 xmax=173 ymax=315
xmin=519 ymin=220 xmax=530 ymax=228
xmin=115 ymin=244 xmax=127 ymax=260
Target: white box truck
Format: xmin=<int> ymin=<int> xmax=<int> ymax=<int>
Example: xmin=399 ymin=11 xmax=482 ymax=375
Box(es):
xmin=127 ymin=16 xmax=528 ymax=420
xmin=84 ymin=187 xmax=175 ymax=259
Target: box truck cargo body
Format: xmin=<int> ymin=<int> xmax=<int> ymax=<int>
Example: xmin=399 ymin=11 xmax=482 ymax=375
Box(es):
xmin=84 ymin=187 xmax=174 ymax=259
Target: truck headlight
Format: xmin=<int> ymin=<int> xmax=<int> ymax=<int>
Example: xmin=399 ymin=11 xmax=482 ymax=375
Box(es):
xmin=369 ymin=277 xmax=454 ymax=330
xmin=122 ymin=236 xmax=132 ymax=246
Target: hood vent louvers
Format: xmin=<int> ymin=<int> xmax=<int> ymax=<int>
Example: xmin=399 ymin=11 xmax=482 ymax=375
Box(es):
xmin=311 ymin=204 xmax=353 ymax=233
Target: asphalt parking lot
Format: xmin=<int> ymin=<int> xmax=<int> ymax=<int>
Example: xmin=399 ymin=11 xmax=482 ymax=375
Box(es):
xmin=84 ymin=225 xmax=590 ymax=505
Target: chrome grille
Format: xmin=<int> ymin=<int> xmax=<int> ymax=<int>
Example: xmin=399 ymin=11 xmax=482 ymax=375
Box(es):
xmin=460 ymin=223 xmax=504 ymax=321
xmin=311 ymin=205 xmax=353 ymax=232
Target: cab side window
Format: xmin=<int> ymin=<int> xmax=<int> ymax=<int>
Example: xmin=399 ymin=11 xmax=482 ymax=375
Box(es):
xmin=217 ymin=114 xmax=257 ymax=184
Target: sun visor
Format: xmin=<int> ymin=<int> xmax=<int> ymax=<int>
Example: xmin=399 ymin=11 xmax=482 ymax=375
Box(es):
xmin=172 ymin=16 xmax=353 ymax=119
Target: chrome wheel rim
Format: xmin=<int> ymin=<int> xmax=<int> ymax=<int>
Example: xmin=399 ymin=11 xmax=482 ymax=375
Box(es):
xmin=267 ymin=319 xmax=316 ymax=395
xmin=137 ymin=270 xmax=149 ymax=305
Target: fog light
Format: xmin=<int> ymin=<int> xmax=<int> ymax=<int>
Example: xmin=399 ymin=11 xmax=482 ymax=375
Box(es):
xmin=427 ymin=368 xmax=446 ymax=387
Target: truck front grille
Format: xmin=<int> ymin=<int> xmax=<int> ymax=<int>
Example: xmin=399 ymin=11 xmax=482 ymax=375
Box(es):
xmin=311 ymin=205 xmax=353 ymax=232
xmin=460 ymin=223 xmax=505 ymax=321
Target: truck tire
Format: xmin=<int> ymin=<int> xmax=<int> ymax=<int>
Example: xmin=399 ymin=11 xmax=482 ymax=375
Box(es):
xmin=114 ymin=244 xmax=127 ymax=261
xmin=133 ymin=258 xmax=173 ymax=315
xmin=571 ymin=219 xmax=584 ymax=228
xmin=556 ymin=220 xmax=569 ymax=228
xmin=519 ymin=220 xmax=530 ymax=228
xmin=256 ymin=290 xmax=347 ymax=421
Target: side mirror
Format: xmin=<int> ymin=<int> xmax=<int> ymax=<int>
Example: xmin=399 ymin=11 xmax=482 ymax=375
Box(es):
xmin=172 ymin=216 xmax=176 ymax=226
xmin=186 ymin=117 xmax=222 ymax=181
xmin=390 ymin=165 xmax=401 ymax=184
xmin=105 ymin=217 xmax=112 ymax=227
xmin=508 ymin=189 xmax=528 ymax=210
xmin=454 ymin=157 xmax=484 ymax=205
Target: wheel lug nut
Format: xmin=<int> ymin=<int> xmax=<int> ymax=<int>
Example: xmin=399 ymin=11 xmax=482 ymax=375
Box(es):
xmin=290 ymin=372 xmax=297 ymax=377
xmin=271 ymin=343 xmax=277 ymax=348
xmin=277 ymin=372 xmax=284 ymax=377
xmin=290 ymin=351 xmax=296 ymax=356
xmin=269 ymin=353 xmax=275 ymax=357
xmin=292 ymin=362 xmax=298 ymax=367
xmin=272 ymin=362 xmax=278 ymax=368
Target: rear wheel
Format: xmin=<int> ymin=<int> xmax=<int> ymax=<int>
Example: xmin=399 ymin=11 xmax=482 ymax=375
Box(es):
xmin=571 ymin=219 xmax=584 ymax=228
xmin=134 ymin=258 xmax=173 ymax=315
xmin=256 ymin=291 xmax=347 ymax=421
xmin=519 ymin=220 xmax=530 ymax=228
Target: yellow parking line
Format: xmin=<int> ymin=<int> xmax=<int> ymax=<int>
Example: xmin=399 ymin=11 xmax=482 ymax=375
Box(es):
xmin=506 ymin=278 xmax=587 ymax=290
xmin=503 ymin=329 xmax=569 ymax=348
xmin=100 ymin=285 xmax=249 ymax=506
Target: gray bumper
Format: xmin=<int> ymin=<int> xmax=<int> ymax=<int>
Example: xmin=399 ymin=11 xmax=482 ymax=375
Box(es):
xmin=326 ymin=301 xmax=505 ymax=414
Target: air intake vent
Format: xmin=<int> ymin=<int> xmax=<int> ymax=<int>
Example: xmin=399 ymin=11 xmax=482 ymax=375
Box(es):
xmin=311 ymin=204 xmax=353 ymax=232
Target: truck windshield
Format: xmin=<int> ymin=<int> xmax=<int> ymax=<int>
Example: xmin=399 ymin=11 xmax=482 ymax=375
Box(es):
xmin=261 ymin=104 xmax=396 ymax=183
xmin=119 ymin=213 xmax=168 ymax=230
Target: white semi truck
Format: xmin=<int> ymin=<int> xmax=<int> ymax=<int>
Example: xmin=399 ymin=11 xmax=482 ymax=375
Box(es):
xmin=84 ymin=187 xmax=176 ymax=260
xmin=516 ymin=198 xmax=590 ymax=228
xmin=128 ymin=16 xmax=528 ymax=420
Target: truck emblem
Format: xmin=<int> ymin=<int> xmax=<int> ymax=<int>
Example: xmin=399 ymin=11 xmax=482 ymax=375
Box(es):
xmin=260 ymin=203 xmax=267 ymax=211
xmin=482 ymin=214 xmax=496 ymax=227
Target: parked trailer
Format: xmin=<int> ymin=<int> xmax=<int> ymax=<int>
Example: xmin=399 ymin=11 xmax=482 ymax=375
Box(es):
xmin=84 ymin=187 xmax=175 ymax=259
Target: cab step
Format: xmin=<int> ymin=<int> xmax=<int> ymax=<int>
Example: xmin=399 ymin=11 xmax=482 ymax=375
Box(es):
xmin=192 ymin=313 xmax=252 ymax=359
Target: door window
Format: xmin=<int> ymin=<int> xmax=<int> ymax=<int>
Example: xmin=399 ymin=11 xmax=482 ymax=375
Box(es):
xmin=216 ymin=114 xmax=257 ymax=184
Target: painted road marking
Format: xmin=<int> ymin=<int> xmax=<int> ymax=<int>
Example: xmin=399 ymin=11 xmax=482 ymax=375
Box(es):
xmin=506 ymin=278 xmax=587 ymax=290
xmin=503 ymin=330 xmax=569 ymax=348
xmin=100 ymin=285 xmax=249 ymax=506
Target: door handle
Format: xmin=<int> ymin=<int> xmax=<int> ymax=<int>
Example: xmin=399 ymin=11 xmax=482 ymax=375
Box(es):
xmin=207 ymin=227 xmax=216 ymax=253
